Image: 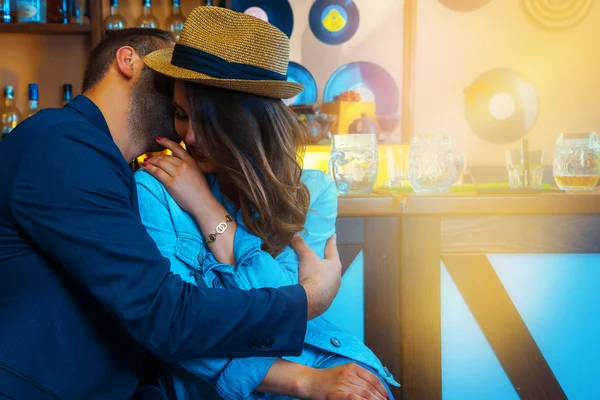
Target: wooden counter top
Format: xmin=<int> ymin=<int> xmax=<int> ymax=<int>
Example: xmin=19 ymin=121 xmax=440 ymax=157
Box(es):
xmin=338 ymin=189 xmax=600 ymax=216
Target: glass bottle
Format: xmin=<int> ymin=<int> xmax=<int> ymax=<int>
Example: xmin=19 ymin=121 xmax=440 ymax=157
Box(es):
xmin=16 ymin=0 xmax=47 ymax=23
xmin=1 ymin=86 xmax=22 ymax=141
xmin=62 ymin=84 xmax=72 ymax=106
xmin=27 ymin=83 xmax=39 ymax=117
xmin=47 ymin=0 xmax=68 ymax=23
xmin=165 ymin=0 xmax=184 ymax=40
xmin=104 ymin=0 xmax=125 ymax=32
xmin=1 ymin=0 xmax=18 ymax=23
xmin=68 ymin=0 xmax=87 ymax=24
xmin=136 ymin=0 xmax=158 ymax=29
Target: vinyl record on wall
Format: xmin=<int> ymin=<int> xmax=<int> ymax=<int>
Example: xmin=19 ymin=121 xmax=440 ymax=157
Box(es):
xmin=232 ymin=0 xmax=294 ymax=37
xmin=324 ymin=61 xmax=399 ymax=115
xmin=464 ymin=68 xmax=539 ymax=144
xmin=520 ymin=0 xmax=594 ymax=30
xmin=439 ymin=0 xmax=492 ymax=12
xmin=309 ymin=0 xmax=360 ymax=45
xmin=282 ymin=62 xmax=318 ymax=106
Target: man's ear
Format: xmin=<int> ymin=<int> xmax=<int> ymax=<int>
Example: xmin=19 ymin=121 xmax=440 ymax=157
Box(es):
xmin=115 ymin=46 xmax=138 ymax=80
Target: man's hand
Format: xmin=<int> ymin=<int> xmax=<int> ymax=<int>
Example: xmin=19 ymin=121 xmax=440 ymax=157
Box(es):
xmin=292 ymin=234 xmax=342 ymax=320
xmin=297 ymin=363 xmax=389 ymax=400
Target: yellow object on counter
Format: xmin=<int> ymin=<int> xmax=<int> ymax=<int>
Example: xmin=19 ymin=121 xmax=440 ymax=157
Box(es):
xmin=136 ymin=149 xmax=172 ymax=166
xmin=321 ymin=100 xmax=376 ymax=134
xmin=301 ymin=143 xmax=410 ymax=189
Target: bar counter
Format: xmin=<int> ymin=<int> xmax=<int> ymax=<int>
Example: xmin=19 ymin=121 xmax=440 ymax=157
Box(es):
xmin=335 ymin=190 xmax=600 ymax=400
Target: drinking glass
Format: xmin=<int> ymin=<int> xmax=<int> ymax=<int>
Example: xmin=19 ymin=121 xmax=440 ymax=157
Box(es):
xmin=409 ymin=134 xmax=466 ymax=194
xmin=328 ymin=134 xmax=379 ymax=195
xmin=552 ymin=132 xmax=600 ymax=191
xmin=506 ymin=149 xmax=546 ymax=189
xmin=385 ymin=145 xmax=410 ymax=187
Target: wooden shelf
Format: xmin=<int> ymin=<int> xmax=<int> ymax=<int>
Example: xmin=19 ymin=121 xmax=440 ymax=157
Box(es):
xmin=0 ymin=23 xmax=91 ymax=35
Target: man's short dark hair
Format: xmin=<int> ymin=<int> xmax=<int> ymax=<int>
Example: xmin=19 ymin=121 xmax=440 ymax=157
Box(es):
xmin=82 ymin=28 xmax=174 ymax=92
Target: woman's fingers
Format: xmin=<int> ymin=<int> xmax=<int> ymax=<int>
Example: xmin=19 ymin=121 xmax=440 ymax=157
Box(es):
xmin=353 ymin=365 xmax=388 ymax=399
xmin=142 ymin=163 xmax=172 ymax=187
xmin=155 ymin=136 xmax=193 ymax=161
xmin=143 ymin=155 xmax=182 ymax=177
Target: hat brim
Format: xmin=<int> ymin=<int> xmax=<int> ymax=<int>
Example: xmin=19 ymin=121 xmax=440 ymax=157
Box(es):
xmin=144 ymin=48 xmax=304 ymax=100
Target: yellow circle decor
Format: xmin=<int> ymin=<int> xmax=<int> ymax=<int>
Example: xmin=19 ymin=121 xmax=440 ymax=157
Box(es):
xmin=520 ymin=0 xmax=594 ymax=30
xmin=439 ymin=0 xmax=491 ymax=12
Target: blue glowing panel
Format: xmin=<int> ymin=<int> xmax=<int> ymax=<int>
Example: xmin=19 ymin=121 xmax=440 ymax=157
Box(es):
xmin=321 ymin=250 xmax=364 ymax=341
xmin=491 ymin=254 xmax=600 ymax=400
xmin=441 ymin=263 xmax=519 ymax=400
xmin=442 ymin=254 xmax=600 ymax=400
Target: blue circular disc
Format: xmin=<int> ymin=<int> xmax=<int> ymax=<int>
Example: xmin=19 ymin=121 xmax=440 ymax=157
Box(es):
xmin=324 ymin=61 xmax=399 ymax=115
xmin=232 ymin=0 xmax=294 ymax=38
xmin=283 ymin=62 xmax=318 ymax=106
xmin=309 ymin=0 xmax=360 ymax=45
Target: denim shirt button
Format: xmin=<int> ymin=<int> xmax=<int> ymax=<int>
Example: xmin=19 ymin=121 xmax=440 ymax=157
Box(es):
xmin=197 ymin=254 xmax=204 ymax=263
xmin=384 ymin=366 xmax=391 ymax=377
xmin=212 ymin=277 xmax=222 ymax=288
xmin=330 ymin=337 xmax=341 ymax=347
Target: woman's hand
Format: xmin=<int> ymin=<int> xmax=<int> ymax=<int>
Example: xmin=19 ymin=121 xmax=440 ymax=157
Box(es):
xmin=258 ymin=359 xmax=388 ymax=400
xmin=298 ymin=363 xmax=389 ymax=400
xmin=142 ymin=136 xmax=212 ymax=215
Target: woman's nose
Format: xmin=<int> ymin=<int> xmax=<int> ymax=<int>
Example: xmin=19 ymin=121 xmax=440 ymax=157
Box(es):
xmin=185 ymin=123 xmax=196 ymax=145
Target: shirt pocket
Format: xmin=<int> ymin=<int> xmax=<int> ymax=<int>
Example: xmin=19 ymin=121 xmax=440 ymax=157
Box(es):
xmin=174 ymin=233 xmax=205 ymax=275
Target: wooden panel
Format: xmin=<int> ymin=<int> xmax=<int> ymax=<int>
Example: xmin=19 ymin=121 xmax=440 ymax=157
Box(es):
xmin=0 ymin=24 xmax=91 ymax=35
xmin=338 ymin=192 xmax=600 ymax=217
xmin=401 ymin=0 xmax=417 ymax=142
xmin=89 ymin=0 xmax=104 ymax=47
xmin=443 ymin=255 xmax=567 ymax=400
xmin=363 ymin=217 xmax=402 ymax=399
xmin=441 ymin=215 xmax=600 ymax=254
xmin=0 ymin=34 xmax=89 ymax=111
xmin=338 ymin=195 xmax=397 ymax=217
xmin=400 ymin=216 xmax=442 ymax=399
xmin=336 ymin=217 xmax=365 ymax=244
xmin=401 ymin=191 xmax=600 ymax=216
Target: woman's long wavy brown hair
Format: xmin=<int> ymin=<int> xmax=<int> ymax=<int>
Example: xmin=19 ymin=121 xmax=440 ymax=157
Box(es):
xmin=186 ymin=82 xmax=310 ymax=256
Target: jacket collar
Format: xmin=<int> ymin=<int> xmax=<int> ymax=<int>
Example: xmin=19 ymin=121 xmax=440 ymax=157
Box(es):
xmin=66 ymin=95 xmax=111 ymax=138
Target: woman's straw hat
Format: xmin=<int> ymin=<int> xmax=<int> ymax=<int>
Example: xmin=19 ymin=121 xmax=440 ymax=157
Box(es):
xmin=144 ymin=6 xmax=304 ymax=99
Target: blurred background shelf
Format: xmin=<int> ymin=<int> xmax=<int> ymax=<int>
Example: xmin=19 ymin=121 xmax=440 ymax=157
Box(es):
xmin=0 ymin=23 xmax=91 ymax=35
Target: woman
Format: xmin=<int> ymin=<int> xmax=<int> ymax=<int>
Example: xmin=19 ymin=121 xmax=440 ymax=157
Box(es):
xmin=136 ymin=6 xmax=399 ymax=400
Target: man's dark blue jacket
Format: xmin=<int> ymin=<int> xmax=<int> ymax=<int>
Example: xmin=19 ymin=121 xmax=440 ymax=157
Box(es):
xmin=0 ymin=96 xmax=307 ymax=400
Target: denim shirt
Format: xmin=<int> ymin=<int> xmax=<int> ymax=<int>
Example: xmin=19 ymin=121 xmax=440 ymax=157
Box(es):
xmin=135 ymin=169 xmax=399 ymax=399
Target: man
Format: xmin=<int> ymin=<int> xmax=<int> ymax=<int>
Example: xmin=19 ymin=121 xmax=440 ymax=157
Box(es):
xmin=0 ymin=29 xmax=342 ymax=400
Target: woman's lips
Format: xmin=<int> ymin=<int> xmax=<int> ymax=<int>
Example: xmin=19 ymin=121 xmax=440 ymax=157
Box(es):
xmin=187 ymin=146 xmax=206 ymax=161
